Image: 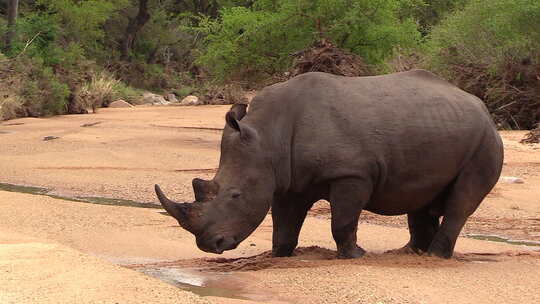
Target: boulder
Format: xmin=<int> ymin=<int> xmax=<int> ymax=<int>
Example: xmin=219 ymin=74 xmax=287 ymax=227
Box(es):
xmin=165 ymin=93 xmax=179 ymax=103
xmin=180 ymin=95 xmax=201 ymax=106
xmin=499 ymin=176 xmax=525 ymax=184
xmin=142 ymin=92 xmax=169 ymax=105
xmin=43 ymin=136 xmax=60 ymax=141
xmin=109 ymin=100 xmax=134 ymax=108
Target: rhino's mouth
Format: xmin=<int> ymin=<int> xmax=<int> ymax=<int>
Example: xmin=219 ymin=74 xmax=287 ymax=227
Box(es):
xmin=196 ymin=235 xmax=240 ymax=254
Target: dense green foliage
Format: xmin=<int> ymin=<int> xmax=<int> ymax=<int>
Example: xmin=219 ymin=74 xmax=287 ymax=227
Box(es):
xmin=196 ymin=0 xmax=420 ymax=80
xmin=426 ymin=0 xmax=539 ymax=71
xmin=424 ymin=0 xmax=540 ymax=129
xmin=0 ymin=0 xmax=538 ymax=128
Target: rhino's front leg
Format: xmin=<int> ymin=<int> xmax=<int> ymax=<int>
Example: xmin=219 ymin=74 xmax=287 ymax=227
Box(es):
xmin=271 ymin=197 xmax=315 ymax=257
xmin=330 ymin=178 xmax=372 ymax=259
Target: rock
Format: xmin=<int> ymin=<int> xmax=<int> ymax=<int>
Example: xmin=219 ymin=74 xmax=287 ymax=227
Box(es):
xmin=43 ymin=136 xmax=59 ymax=141
xmin=142 ymin=92 xmax=169 ymax=105
xmin=499 ymin=176 xmax=525 ymax=184
xmin=180 ymin=95 xmax=201 ymax=106
xmin=165 ymin=93 xmax=178 ymax=103
xmin=109 ymin=100 xmax=134 ymax=108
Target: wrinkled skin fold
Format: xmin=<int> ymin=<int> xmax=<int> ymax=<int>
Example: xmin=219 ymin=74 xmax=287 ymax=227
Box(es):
xmin=156 ymin=70 xmax=503 ymax=259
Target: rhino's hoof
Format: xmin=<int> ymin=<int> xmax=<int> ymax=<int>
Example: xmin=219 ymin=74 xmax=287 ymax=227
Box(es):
xmin=386 ymin=244 xmax=422 ymax=255
xmin=427 ymin=249 xmax=453 ymax=259
xmin=337 ymin=246 xmax=366 ymax=259
xmin=272 ymin=244 xmax=296 ymax=257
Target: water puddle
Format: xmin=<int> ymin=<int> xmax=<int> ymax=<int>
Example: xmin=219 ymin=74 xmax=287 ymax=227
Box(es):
xmin=136 ymin=267 xmax=251 ymax=300
xmin=0 ymin=183 xmax=49 ymax=195
xmin=466 ymin=234 xmax=540 ymax=247
xmin=0 ymin=182 xmax=160 ymax=209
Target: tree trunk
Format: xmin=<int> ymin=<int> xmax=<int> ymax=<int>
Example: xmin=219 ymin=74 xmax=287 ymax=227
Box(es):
xmin=4 ymin=0 xmax=19 ymax=53
xmin=120 ymin=0 xmax=150 ymax=61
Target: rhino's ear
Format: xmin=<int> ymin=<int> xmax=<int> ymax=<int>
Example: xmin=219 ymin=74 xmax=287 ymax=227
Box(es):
xmin=226 ymin=111 xmax=241 ymax=132
xmin=229 ymin=103 xmax=247 ymax=121
xmin=225 ymin=111 xmax=257 ymax=142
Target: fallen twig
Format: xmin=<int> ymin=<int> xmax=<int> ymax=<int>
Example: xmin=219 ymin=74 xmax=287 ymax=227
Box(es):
xmin=150 ymin=124 xmax=223 ymax=131
xmin=81 ymin=121 xmax=103 ymax=127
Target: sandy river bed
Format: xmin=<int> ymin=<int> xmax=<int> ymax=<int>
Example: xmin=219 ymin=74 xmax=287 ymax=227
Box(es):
xmin=1 ymin=106 xmax=539 ymax=303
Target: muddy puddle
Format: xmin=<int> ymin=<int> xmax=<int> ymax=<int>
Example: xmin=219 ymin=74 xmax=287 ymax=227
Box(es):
xmin=466 ymin=233 xmax=540 ymax=248
xmin=136 ymin=267 xmax=252 ymax=300
xmin=0 ymin=182 xmax=160 ymax=209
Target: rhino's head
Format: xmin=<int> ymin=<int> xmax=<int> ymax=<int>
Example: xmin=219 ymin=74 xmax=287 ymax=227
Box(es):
xmin=155 ymin=104 xmax=274 ymax=254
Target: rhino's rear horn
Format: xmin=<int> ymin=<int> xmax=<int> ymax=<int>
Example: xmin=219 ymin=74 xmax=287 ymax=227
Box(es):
xmin=155 ymin=184 xmax=191 ymax=222
xmin=192 ymin=178 xmax=219 ymax=202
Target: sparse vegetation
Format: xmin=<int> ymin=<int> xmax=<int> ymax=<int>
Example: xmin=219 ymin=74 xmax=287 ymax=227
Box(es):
xmin=112 ymin=81 xmax=143 ymax=105
xmin=174 ymin=86 xmax=197 ymax=99
xmin=75 ymin=72 xmax=120 ymax=113
xmin=0 ymin=95 xmax=23 ymax=120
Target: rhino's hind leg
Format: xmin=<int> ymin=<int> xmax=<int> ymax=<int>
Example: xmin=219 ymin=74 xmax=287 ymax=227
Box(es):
xmin=271 ymin=196 xmax=315 ymax=257
xmin=406 ymin=206 xmax=440 ymax=254
xmin=428 ymin=138 xmax=502 ymax=258
xmin=329 ymin=178 xmax=372 ymax=259
xmin=428 ymin=184 xmax=484 ymax=258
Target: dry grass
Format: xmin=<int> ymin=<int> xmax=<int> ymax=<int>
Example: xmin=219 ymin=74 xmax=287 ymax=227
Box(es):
xmin=202 ymin=83 xmax=247 ymax=105
xmin=75 ymin=72 xmax=120 ymax=113
xmin=290 ymin=39 xmax=372 ymax=77
xmin=0 ymin=96 xmax=23 ymax=120
xmin=521 ymin=125 xmax=540 ymax=144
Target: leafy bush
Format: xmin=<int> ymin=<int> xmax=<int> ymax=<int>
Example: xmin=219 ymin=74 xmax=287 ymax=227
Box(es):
xmin=112 ymin=81 xmax=142 ymax=104
xmin=35 ymin=0 xmax=129 ymax=59
xmin=424 ymin=0 xmax=540 ymax=129
xmin=15 ymin=58 xmax=70 ymax=116
xmin=195 ymin=0 xmax=420 ymax=81
xmin=174 ymin=86 xmax=197 ymax=99
xmin=426 ymin=0 xmax=540 ymax=70
xmin=398 ymin=0 xmax=469 ymax=34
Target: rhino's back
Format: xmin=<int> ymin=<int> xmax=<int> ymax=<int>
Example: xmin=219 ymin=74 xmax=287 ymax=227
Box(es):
xmin=247 ymin=71 xmax=502 ymax=214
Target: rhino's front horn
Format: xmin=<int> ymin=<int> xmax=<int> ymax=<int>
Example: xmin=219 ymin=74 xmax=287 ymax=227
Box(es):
xmin=155 ymin=184 xmax=191 ymax=224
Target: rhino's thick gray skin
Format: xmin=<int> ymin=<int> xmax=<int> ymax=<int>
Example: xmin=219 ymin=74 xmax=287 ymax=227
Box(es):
xmin=156 ymin=70 xmax=504 ymax=259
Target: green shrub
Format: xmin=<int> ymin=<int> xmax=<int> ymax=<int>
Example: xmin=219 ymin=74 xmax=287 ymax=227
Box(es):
xmin=426 ymin=0 xmax=540 ymax=70
xmin=35 ymin=0 xmax=129 ymax=59
xmin=195 ymin=0 xmax=420 ymax=82
xmin=15 ymin=58 xmax=70 ymax=117
xmin=174 ymin=86 xmax=197 ymax=99
xmin=398 ymin=0 xmax=469 ymax=34
xmin=112 ymin=81 xmax=142 ymax=104
xmin=5 ymin=12 xmax=60 ymax=60
xmin=424 ymin=0 xmax=540 ymax=129
xmin=42 ymin=70 xmax=71 ymax=115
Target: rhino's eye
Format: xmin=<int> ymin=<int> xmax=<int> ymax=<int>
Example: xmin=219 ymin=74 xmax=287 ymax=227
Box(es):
xmin=231 ymin=191 xmax=241 ymax=199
